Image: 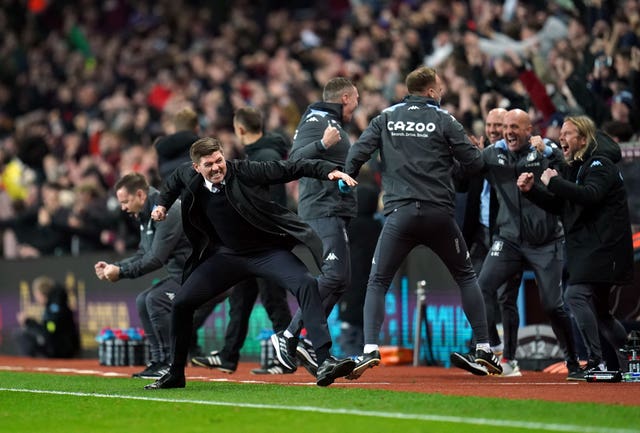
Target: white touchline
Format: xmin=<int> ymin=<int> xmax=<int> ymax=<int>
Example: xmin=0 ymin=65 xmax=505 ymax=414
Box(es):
xmin=0 ymin=388 xmax=637 ymax=433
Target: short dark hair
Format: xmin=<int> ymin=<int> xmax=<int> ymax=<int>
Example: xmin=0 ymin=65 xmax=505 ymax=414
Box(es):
xmin=323 ymin=77 xmax=355 ymax=102
xmin=405 ymin=66 xmax=437 ymax=94
xmin=174 ymin=107 xmax=198 ymax=131
xmin=190 ymin=137 xmax=224 ymax=163
xmin=234 ymin=107 xmax=263 ymax=134
xmin=114 ymin=172 xmax=149 ymax=194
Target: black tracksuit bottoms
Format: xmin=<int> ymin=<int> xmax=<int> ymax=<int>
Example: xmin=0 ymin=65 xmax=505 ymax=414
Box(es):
xmin=363 ymin=202 xmax=490 ymax=346
xmin=287 ymin=216 xmax=351 ymax=337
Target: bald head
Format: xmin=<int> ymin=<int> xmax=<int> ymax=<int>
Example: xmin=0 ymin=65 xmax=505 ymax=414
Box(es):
xmin=502 ymin=109 xmax=532 ymax=152
xmin=485 ymin=108 xmax=507 ymax=144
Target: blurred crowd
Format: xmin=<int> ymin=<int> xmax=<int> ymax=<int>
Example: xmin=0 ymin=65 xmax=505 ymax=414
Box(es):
xmin=1 ymin=0 xmax=640 ymax=259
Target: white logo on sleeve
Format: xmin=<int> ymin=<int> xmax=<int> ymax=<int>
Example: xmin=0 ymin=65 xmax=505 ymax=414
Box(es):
xmin=326 ymin=252 xmax=339 ymax=261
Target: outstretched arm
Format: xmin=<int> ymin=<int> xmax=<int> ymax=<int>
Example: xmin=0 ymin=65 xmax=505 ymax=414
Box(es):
xmin=156 ymin=162 xmax=193 ymax=214
xmin=289 ymin=120 xmax=337 ymax=160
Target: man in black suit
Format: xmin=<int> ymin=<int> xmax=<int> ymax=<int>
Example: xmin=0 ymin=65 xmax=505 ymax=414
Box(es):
xmin=191 ymin=107 xmax=294 ymax=374
xmin=145 ymin=137 xmax=357 ymax=389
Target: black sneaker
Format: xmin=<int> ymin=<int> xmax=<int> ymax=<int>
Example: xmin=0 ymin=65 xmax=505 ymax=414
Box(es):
xmin=316 ymin=356 xmax=356 ymax=387
xmin=475 ymin=349 xmax=503 ymax=375
xmin=132 ymin=362 xmax=170 ymax=379
xmin=565 ymin=359 xmax=582 ymax=381
xmin=345 ymin=350 xmax=381 ymax=380
xmin=191 ymin=353 xmax=237 ymax=373
xmin=450 ymin=352 xmax=488 ymax=376
xmin=296 ymin=337 xmax=318 ymax=377
xmin=270 ymin=331 xmax=298 ymax=371
xmin=251 ymin=360 xmax=296 ymax=375
xmin=567 ymin=359 xmax=606 ymax=382
xmin=144 ymin=372 xmax=186 ymax=390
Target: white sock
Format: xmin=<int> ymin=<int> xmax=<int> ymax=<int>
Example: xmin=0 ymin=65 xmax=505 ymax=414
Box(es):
xmin=476 ymin=343 xmax=491 ymax=353
xmin=283 ymin=330 xmax=295 ymax=339
xmin=364 ymin=344 xmax=379 ymax=354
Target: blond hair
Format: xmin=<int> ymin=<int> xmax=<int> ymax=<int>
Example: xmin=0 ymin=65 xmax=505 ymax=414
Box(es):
xmin=564 ymin=115 xmax=597 ymax=162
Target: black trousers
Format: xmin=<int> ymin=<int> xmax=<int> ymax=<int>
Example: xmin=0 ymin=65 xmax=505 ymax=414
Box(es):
xmin=136 ymin=277 xmax=228 ymax=364
xmin=363 ymin=203 xmax=490 ymax=346
xmin=287 ymin=216 xmax=351 ymax=337
xmin=169 ymin=247 xmax=331 ymax=374
xmin=565 ymin=282 xmax=628 ymax=367
xmin=220 ymin=277 xmax=292 ymax=363
xmin=468 ymin=226 xmax=521 ymax=349
xmin=479 ymin=237 xmax=577 ymax=361
xmin=136 ymin=277 xmax=178 ymax=364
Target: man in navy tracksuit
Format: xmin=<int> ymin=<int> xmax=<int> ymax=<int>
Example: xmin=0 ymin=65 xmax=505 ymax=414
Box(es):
xmin=95 ymin=173 xmax=198 ymax=379
xmin=477 ymin=109 xmax=579 ymax=378
xmin=344 ymin=66 xmax=502 ymax=379
xmin=271 ymin=77 xmax=359 ymax=376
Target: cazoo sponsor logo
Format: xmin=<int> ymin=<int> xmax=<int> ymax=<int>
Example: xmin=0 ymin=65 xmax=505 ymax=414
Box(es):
xmin=387 ymin=121 xmax=436 ymax=137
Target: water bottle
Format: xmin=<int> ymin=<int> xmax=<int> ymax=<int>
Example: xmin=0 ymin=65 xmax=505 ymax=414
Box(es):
xmin=622 ymin=372 xmax=640 ymax=382
xmin=115 ymin=337 xmax=127 ymax=366
xmin=338 ymin=179 xmax=351 ymax=194
xmin=260 ymin=339 xmax=269 ymax=369
xmin=257 ymin=329 xmax=274 ymax=368
xmin=103 ymin=339 xmax=115 ymax=366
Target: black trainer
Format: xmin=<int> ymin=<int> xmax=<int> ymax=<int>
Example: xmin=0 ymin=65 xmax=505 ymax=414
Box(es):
xmin=316 ymin=356 xmax=356 ymax=387
xmin=132 ymin=361 xmax=170 ymax=379
xmin=565 ymin=359 xmax=582 ymax=381
xmin=475 ymin=349 xmax=503 ymax=375
xmin=144 ymin=372 xmax=186 ymax=390
xmin=191 ymin=352 xmax=237 ymax=373
xmin=296 ymin=337 xmax=318 ymax=377
xmin=567 ymin=359 xmax=606 ymax=381
xmin=270 ymin=331 xmax=298 ymax=371
xmin=345 ymin=350 xmax=381 ymax=380
xmin=450 ymin=352 xmax=488 ymax=376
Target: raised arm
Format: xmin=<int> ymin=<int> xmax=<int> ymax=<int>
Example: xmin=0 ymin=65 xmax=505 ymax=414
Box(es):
xmin=289 ymin=117 xmax=335 ymax=161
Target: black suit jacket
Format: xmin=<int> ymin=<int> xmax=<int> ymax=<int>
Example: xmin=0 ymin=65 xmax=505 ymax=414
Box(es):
xmin=157 ymin=159 xmax=340 ymax=281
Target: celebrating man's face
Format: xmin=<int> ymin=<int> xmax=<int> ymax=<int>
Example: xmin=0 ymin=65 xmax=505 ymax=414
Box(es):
xmin=193 ymin=151 xmax=227 ymax=185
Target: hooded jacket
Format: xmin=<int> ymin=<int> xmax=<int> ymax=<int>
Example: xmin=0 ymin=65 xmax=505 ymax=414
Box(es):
xmin=290 ymin=101 xmax=357 ymax=219
xmin=155 ymin=130 xmax=200 ymax=179
xmin=525 ymin=131 xmax=634 ymax=284
xmin=156 ymin=159 xmax=339 ymax=281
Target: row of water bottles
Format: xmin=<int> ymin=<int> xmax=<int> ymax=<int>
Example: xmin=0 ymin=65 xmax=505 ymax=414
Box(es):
xmin=622 ymin=330 xmax=640 ymax=382
xmin=96 ymin=327 xmax=150 ymax=366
